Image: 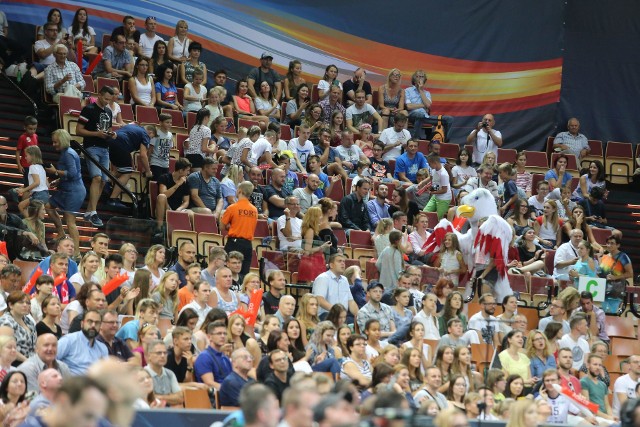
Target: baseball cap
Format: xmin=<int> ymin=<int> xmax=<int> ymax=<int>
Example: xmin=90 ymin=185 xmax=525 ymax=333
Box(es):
xmin=260 ymin=52 xmax=274 ymax=60
xmin=367 ymin=281 xmax=384 ymax=292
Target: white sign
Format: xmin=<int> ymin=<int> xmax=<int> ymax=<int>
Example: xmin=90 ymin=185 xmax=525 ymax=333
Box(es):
xmin=578 ymin=277 xmax=606 ymax=302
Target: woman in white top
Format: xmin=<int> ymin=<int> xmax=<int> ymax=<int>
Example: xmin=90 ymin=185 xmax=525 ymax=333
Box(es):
xmin=128 ymin=57 xmax=155 ymax=107
xmin=119 ymin=243 xmax=138 ymax=288
xmin=402 ymin=321 xmax=431 ymax=374
xmin=183 ymin=69 xmax=207 ymax=112
xmin=167 ymin=20 xmax=191 ymax=64
xmin=340 ymin=335 xmax=372 ymax=387
xmin=69 ymin=251 xmax=101 ymax=291
xmin=142 ymin=244 xmax=166 ymax=292
xmin=317 ymin=64 xmax=342 ymax=100
xmin=184 ymin=108 xmax=215 ymax=171
xmin=60 ymin=282 xmax=100 ymax=335
xmin=67 ymin=8 xmax=97 ymax=54
xmin=30 ymin=275 xmax=54 ymax=324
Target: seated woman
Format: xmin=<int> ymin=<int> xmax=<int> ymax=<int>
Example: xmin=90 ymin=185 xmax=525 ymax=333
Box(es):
xmin=305 ymin=321 xmax=342 ymax=377
xmin=573 ymin=160 xmax=606 ymax=201
xmin=388 ymin=187 xmax=420 ymax=226
xmin=30 ymin=275 xmax=54 ymax=324
xmin=154 ymin=63 xmax=183 ymax=112
xmin=227 ymin=313 xmax=261 ymax=371
xmin=562 ymin=205 xmax=600 ymax=249
xmin=377 ymin=68 xmax=407 ymax=129
xmin=514 ymin=151 xmax=533 ymax=198
xmin=69 ymin=251 xmax=101 ymax=290
xmin=340 ymin=334 xmax=372 ymax=388
xmin=128 ymin=57 xmax=156 ymax=108
xmin=318 ymin=198 xmax=340 ymax=255
xmin=254 ymin=81 xmax=281 ymax=124
xmin=533 ymin=201 xmax=562 ymax=249
xmin=545 ymin=154 xmax=573 ymax=198
xmin=317 ymin=64 xmax=342 ymax=100
xmin=283 ymin=60 xmax=306 ymax=101
xmin=446 ymin=374 xmax=467 ymax=410
xmin=36 ymin=295 xmax=62 ymax=338
xmin=400 ymin=347 xmax=424 ymax=393
xmin=286 ymin=83 xmax=310 ymax=127
xmin=258 ymin=315 xmax=281 ymax=356
xmin=256 ymin=330 xmax=296 ymax=382
xmin=60 ymin=281 xmax=100 ymax=335
xmin=0 ymin=292 xmax=37 ymax=362
xmin=68 ymin=8 xmax=97 ymax=54
xmin=499 ymin=330 xmax=535 ymax=387
xmin=373 ymin=218 xmax=393 ymax=257
xmin=178 ymin=42 xmax=207 ymax=86
xmin=568 ymin=240 xmax=598 ymax=286
xmin=183 ymin=108 xmax=214 ymax=172
xmin=508 ymin=198 xmax=534 ymax=237
xmin=232 ymin=79 xmax=270 ymax=132
xmin=301 ymin=104 xmax=324 ymax=144
xmin=553 ymin=185 xmax=577 ymax=222
xmin=133 ymin=324 xmax=160 ymax=367
xmin=149 ymin=40 xmax=174 ymax=76
xmin=524 ymin=330 xmax=556 ymax=380
xmin=511 ymin=227 xmax=547 ymax=281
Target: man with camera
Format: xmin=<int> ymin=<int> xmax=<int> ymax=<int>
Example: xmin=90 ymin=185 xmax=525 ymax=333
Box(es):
xmin=467 ymin=113 xmax=503 ymax=166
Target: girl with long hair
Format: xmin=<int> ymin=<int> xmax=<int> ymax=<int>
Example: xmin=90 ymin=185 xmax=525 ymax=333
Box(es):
xmin=119 ymin=242 xmax=138 ymax=287
xmin=400 ymin=347 xmax=424 ymax=392
xmin=374 ymin=344 xmax=400 ymax=367
xmin=142 ymin=244 xmax=166 ymax=291
xmin=167 ymin=20 xmax=191 ymax=64
xmin=134 ymin=367 xmax=166 ymax=408
xmin=507 ymin=198 xmax=534 ymax=236
xmin=513 ymin=152 xmax=532 ymax=197
xmin=284 ymin=60 xmax=305 ymax=100
xmin=69 ymin=251 xmax=100 ymax=290
xmin=259 ymin=315 xmax=281 ymax=356
xmin=151 ymin=272 xmax=179 ymax=321
xmin=377 ymin=68 xmax=406 ymax=129
xmin=546 ymin=154 xmax=573 ymax=193
xmin=154 ymin=62 xmax=182 ymax=111
xmin=506 ymin=399 xmax=539 ymax=427
xmin=437 ymin=232 xmax=467 ymax=286
xmin=355 ymin=124 xmax=374 ymax=158
xmin=402 ymin=321 xmax=431 ymax=373
xmin=254 ymin=81 xmax=281 ymax=123
xmin=300 ymin=207 xmax=332 ymax=282
xmin=543 ymin=321 xmax=564 ymax=358
xmin=525 ymin=330 xmax=556 ymax=379
xmin=220 ymin=164 xmax=242 ymax=209
xmin=232 ymin=79 xmax=270 ymax=131
xmin=205 ymin=88 xmax=226 ymax=128
xmin=326 ymin=304 xmax=347 ymax=331
xmin=238 ymin=273 xmax=265 ymax=329
xmin=504 ymin=374 xmax=526 ymax=399
xmin=329 ymin=110 xmax=346 ymax=143
xmin=227 ymin=313 xmax=261 ymax=368
xmin=149 ymin=40 xmax=172 ymax=75
xmin=296 ymin=293 xmax=320 ymax=346
xmin=68 ymin=8 xmax=97 ymax=54
xmin=318 ymin=198 xmax=340 ymax=254
xmin=60 ymin=281 xmax=100 ymax=335
xmin=129 ymin=269 xmax=152 ymax=315
xmin=38 ymin=9 xmax=66 ymax=41
xmin=451 ymin=345 xmax=480 ymax=392
xmin=562 ymin=205 xmax=600 ymax=251
xmin=568 ymin=240 xmax=598 ymax=286
xmin=15 ymin=146 xmax=49 ymax=216
xmin=574 ymin=160 xmax=606 ymax=201
xmin=183 ymin=69 xmax=207 ymax=113
xmin=393 ymin=364 xmax=418 ymax=409
xmin=446 ymin=374 xmax=467 ymax=410
xmin=30 ymin=275 xmax=53 ymax=323
xmin=317 ymin=64 xmax=342 ymax=100
xmin=336 ymin=325 xmax=352 ymax=359
xmin=373 ymin=218 xmax=393 ymax=257
xmin=433 ymin=278 xmax=455 ymax=313
xmin=129 ymin=56 xmax=156 ymax=107
xmin=486 ymin=369 xmax=507 ymax=402
xmin=434 ymin=345 xmax=454 ymax=393
xmin=391 ymin=288 xmax=413 ymax=335
xmin=133 ymin=323 xmax=160 ymax=366
xmin=363 ymin=319 xmax=385 ymax=361
xmin=306 ymin=321 xmax=342 ymax=376
xmin=512 ymin=227 xmax=546 ymax=280
xmin=452 ymin=148 xmax=476 ymax=197
xmin=533 ymin=201 xmax=562 ymax=249
xmin=36 ymin=295 xmax=62 ymax=338
xmin=20 ymin=200 xmax=49 ymax=258
xmin=437 ymin=291 xmax=467 ymax=336
xmin=286 ymin=83 xmax=310 ymax=127
xmin=499 ymin=330 xmax=534 ymax=386
xmin=210 ymin=115 xmax=231 ymax=160
xmin=284 ymin=318 xmax=308 ymax=362
xmin=388 ymin=187 xmax=420 ymax=225
xmin=301 ymin=104 xmax=323 ymax=143
xmin=184 ymin=108 xmax=213 ymax=171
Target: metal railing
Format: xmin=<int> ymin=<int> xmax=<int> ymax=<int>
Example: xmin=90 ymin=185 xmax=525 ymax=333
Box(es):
xmin=0 ymin=73 xmax=38 ymax=116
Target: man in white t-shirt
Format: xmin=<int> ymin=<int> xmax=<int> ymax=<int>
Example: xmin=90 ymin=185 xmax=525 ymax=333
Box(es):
xmin=466 ymin=113 xmax=503 ymax=165
xmin=467 ymin=293 xmax=500 ymax=346
xmin=345 ymin=89 xmax=383 ymax=134
xmin=249 ymin=130 xmax=277 ymax=168
xmin=277 ymin=196 xmax=302 ymax=251
xmin=557 ymin=314 xmax=590 ymax=370
xmin=378 ymin=113 xmax=411 ymax=161
xmin=287 ymin=125 xmax=314 ymax=172
xmin=538 ymin=369 xmax=595 ymax=425
xmin=613 ymin=355 xmax=640 ymax=417
xmin=553 ymin=228 xmax=583 ymax=280
xmin=138 ymin=17 xmax=164 ymax=58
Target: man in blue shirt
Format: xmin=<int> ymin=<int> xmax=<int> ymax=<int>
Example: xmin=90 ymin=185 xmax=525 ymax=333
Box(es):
xmin=107 ymin=123 xmax=151 ymax=208
xmin=219 ymin=348 xmax=255 ymax=407
xmin=194 ymin=320 xmax=232 ymax=390
xmin=394 ymin=139 xmax=427 ymax=183
xmin=29 ymin=236 xmax=78 ymax=286
xmin=57 ymin=310 xmax=108 ymax=375
xmin=367 ymin=183 xmax=390 ymax=229
xmin=405 ymin=70 xmax=454 ymax=140
xmin=188 ymin=158 xmax=223 ymax=218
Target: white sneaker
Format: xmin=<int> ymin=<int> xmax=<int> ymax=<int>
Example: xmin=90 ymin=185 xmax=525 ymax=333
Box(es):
xmin=5 ymin=64 xmax=17 ymax=77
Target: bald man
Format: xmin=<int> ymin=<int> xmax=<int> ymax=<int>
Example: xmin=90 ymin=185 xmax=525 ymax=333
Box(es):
xmin=29 ymin=368 xmax=63 ymax=415
xmin=18 ymin=333 xmax=71 ymax=392
xmin=274 ymin=295 xmax=296 ymax=327
xmin=292 ymin=173 xmax=320 ymax=214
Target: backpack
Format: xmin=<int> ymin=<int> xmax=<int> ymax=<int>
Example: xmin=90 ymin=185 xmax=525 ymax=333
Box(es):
xmin=431 ymin=115 xmax=446 ymax=142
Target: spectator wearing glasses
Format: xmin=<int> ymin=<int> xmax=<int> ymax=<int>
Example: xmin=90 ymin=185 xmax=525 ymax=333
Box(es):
xmin=538 ymin=298 xmax=570 ymax=335
xmin=31 ymin=21 xmax=75 ymax=79
xmin=219 ymin=348 xmax=255 ymax=407
xmin=144 ymin=340 xmax=184 ymax=406
xmin=405 ymin=70 xmax=454 ymax=140
xmin=468 ymin=293 xmax=500 ymax=346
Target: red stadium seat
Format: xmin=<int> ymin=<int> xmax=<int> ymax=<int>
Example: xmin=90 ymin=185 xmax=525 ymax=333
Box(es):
xmin=161 ymin=108 xmax=185 ymax=128
xmin=167 ymin=210 xmax=196 ymax=248
xmin=524 ymin=151 xmax=549 ymax=175
xmin=82 ymin=75 xmax=96 ymax=93
xmin=120 ymin=104 xmax=134 ymax=122
xmin=136 ymin=105 xmax=159 ymax=125
xmin=497 ymin=148 xmax=517 ymax=164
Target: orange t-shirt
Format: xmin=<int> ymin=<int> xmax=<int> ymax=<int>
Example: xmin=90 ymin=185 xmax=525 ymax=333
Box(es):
xmin=177 ymin=286 xmax=194 ymax=311
xmin=222 ymin=197 xmax=258 ymax=240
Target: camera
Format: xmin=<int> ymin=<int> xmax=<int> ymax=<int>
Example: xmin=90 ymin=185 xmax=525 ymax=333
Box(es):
xmin=482 ymin=121 xmax=489 ymax=128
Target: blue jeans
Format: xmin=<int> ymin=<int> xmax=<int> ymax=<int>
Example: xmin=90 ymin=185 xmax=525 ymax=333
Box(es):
xmin=312 ymin=358 xmax=341 ymax=377
xmin=409 ymin=111 xmax=454 ymax=140
xmin=85 ymin=146 xmax=110 ymax=181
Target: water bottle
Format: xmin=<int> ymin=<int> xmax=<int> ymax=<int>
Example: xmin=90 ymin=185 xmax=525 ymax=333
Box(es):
xmin=16 ymin=69 xmax=22 ymax=83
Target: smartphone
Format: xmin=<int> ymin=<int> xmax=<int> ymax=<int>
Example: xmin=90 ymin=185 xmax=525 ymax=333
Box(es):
xmin=324 ymin=235 xmax=332 ymax=243
xmin=402 ymin=225 xmax=407 ymax=233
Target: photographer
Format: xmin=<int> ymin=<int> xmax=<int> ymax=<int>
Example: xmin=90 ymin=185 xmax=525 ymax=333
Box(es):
xmin=466 ymin=113 xmax=503 ymax=166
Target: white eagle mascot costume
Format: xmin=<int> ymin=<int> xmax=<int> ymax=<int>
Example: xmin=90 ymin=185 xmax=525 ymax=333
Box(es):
xmin=423 ymin=188 xmax=514 ymax=302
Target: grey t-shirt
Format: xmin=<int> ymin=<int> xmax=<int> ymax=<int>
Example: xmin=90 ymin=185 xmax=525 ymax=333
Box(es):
xmin=187 ymin=171 xmax=222 ymax=211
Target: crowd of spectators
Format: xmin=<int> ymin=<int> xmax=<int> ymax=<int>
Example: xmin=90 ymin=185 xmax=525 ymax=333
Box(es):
xmin=0 ymin=7 xmax=638 ymax=427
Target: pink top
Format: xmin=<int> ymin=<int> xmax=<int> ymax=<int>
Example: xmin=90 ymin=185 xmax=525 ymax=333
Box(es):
xmin=516 ymin=171 xmax=532 ymax=194
xmin=234 ymin=95 xmax=252 ymax=114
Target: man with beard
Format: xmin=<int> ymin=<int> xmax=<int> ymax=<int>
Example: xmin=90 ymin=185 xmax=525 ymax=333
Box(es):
xmin=56 ymin=310 xmax=108 ymax=375
xmin=580 ymin=354 xmax=615 ymax=421
xmin=467 ymin=293 xmax=500 ymax=346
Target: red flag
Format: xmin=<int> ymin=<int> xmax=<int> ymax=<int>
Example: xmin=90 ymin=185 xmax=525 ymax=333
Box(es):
xmin=85 ymin=52 xmax=103 ymax=75
xmin=23 ymin=267 xmax=43 ymax=294
xmin=102 ymin=273 xmax=129 ymax=296
xmin=76 ymin=39 xmax=83 ymax=69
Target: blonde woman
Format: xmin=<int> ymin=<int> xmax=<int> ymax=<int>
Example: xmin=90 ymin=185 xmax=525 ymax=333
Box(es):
xmin=227 ymin=313 xmax=261 ymax=369
xmin=299 ymin=207 xmax=332 ymax=283
xmin=377 ymin=68 xmax=407 ymax=129
xmin=373 ymin=218 xmax=393 ymax=257
xmin=132 ymin=323 xmax=160 ymax=367
xmin=142 ymin=244 xmax=166 ymax=291
xmin=151 ymin=272 xmax=179 ymax=321
xmin=239 ymin=273 xmax=265 ymax=330
xmin=525 ymin=329 xmax=556 ymax=379
xmin=220 ymin=164 xmax=242 ymax=209
xmin=68 ymin=251 xmax=101 ymax=290
xmin=296 ymin=293 xmax=320 ymax=347
xmin=167 ymin=20 xmax=191 ymax=64
xmin=119 ymin=243 xmax=138 ymax=288
xmin=205 ymin=87 xmax=225 ymax=127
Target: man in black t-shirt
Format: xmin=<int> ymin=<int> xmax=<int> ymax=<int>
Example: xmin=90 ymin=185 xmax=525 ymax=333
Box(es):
xmin=76 ymin=86 xmax=116 ymax=227
xmin=156 ymin=157 xmax=192 ymax=230
xmin=343 ymin=68 xmax=372 ymax=107
xmin=263 ymin=168 xmax=291 ymax=220
xmin=247 ymin=52 xmax=282 ymax=101
xmin=248 ymin=167 xmax=268 ymax=219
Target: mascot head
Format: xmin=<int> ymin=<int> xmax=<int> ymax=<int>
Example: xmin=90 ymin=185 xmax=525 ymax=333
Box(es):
xmin=456 ymin=188 xmax=498 ymax=225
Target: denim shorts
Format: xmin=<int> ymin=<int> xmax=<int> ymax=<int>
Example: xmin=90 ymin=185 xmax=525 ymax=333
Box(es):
xmin=31 ymin=190 xmax=50 ymax=203
xmin=85 ymin=146 xmax=110 ymax=181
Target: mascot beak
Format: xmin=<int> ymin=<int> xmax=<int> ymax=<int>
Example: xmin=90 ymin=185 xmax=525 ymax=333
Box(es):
xmin=457 ymin=205 xmax=475 ymax=218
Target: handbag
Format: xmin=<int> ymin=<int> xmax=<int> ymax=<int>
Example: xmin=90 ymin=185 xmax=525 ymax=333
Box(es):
xmin=297 ymin=251 xmax=326 ymax=282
